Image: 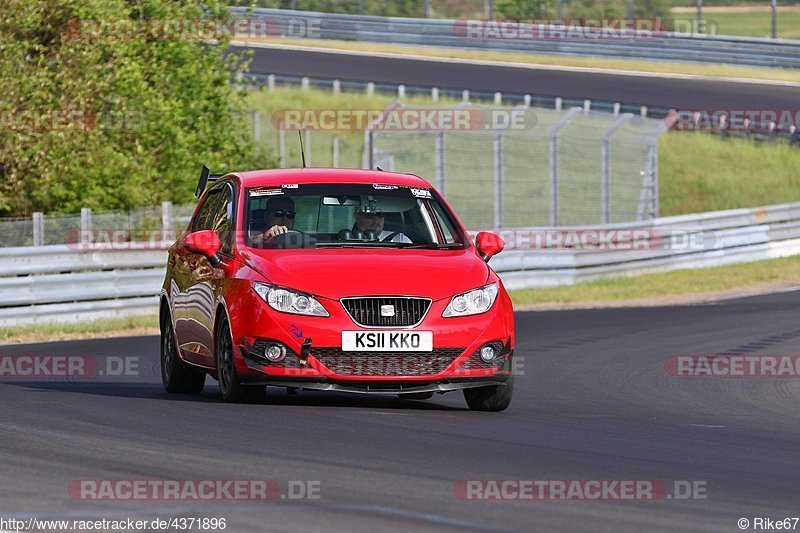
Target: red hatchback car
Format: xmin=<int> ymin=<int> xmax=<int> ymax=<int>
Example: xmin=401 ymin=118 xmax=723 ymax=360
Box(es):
xmin=160 ymin=168 xmax=515 ymax=411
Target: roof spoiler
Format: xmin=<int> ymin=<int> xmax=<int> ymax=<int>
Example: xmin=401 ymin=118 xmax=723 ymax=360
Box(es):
xmin=195 ymin=165 xmax=224 ymax=198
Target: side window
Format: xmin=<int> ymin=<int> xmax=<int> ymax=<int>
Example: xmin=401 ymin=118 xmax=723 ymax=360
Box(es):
xmin=193 ymin=189 xmax=222 ymax=232
xmin=211 ymin=184 xmax=235 ymax=254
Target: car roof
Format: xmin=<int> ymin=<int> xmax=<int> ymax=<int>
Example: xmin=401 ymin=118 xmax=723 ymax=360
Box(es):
xmin=232 ymin=168 xmax=434 ymax=188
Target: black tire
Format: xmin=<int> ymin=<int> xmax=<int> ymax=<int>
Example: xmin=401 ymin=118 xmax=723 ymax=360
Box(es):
xmin=215 ymin=314 xmax=265 ymax=403
xmin=398 ymin=392 xmax=434 ymax=400
xmin=463 ymin=376 xmax=514 ymax=412
xmin=161 ymin=311 xmax=206 ymax=394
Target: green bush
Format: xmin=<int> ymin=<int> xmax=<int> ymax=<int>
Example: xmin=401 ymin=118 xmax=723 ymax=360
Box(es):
xmin=0 ymin=0 xmax=275 ymax=217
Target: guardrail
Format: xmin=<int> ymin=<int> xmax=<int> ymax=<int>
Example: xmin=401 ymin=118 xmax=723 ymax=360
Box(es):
xmin=2 ymin=202 xmax=800 ymax=327
xmin=230 ymin=7 xmax=800 ymax=68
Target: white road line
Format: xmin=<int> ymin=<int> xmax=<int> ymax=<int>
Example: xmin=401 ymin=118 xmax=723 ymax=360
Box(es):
xmin=231 ymin=40 xmax=800 ymax=87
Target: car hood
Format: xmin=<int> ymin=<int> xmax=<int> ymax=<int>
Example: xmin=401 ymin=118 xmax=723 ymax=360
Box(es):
xmin=241 ymin=247 xmax=490 ymax=301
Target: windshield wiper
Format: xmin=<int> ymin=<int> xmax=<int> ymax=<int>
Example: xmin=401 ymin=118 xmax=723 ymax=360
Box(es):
xmin=397 ymin=243 xmax=464 ymax=249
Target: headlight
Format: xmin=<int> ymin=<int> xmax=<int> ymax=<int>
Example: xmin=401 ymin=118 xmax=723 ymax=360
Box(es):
xmin=442 ymin=283 xmax=499 ymax=317
xmin=253 ymin=283 xmax=330 ymax=317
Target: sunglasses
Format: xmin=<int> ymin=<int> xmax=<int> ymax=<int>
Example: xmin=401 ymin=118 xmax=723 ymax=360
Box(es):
xmin=270 ymin=210 xmax=296 ymax=219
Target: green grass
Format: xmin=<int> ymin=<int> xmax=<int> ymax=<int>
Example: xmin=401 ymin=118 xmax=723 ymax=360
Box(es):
xmin=0 ymin=314 xmax=158 ymax=344
xmin=659 ymin=131 xmax=800 ymax=216
xmin=510 ymin=254 xmax=800 ymax=306
xmin=704 ymin=10 xmax=800 ymax=39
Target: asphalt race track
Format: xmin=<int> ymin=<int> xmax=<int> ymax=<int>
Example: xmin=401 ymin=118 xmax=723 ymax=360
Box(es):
xmin=238 ymin=44 xmax=800 ymax=111
xmin=2 ymin=291 xmax=800 ymax=531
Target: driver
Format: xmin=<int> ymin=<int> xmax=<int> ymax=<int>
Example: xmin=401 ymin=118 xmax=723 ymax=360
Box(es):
xmin=354 ymin=204 xmax=411 ymax=243
xmin=262 ymin=196 xmax=296 ymax=243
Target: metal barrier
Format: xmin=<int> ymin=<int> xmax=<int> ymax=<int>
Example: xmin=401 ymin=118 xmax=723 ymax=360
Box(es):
xmin=3 ymin=202 xmax=800 ymax=326
xmin=230 ymin=7 xmax=800 ymax=68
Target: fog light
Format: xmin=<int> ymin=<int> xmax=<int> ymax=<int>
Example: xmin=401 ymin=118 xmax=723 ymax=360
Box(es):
xmin=480 ymin=345 xmax=496 ymax=362
xmin=265 ymin=344 xmax=286 ymax=362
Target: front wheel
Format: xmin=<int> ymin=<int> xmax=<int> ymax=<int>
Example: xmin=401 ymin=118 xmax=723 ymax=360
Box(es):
xmin=463 ymin=377 xmax=514 ymax=412
xmin=216 ymin=314 xmax=265 ymax=403
xmin=161 ymin=313 xmax=205 ymax=394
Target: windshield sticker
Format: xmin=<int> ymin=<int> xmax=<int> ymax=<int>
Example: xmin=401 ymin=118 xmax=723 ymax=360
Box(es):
xmin=410 ymin=188 xmax=432 ymax=198
xmin=250 ymin=188 xmax=284 ymax=197
xmin=282 ymin=184 xmax=298 ymax=189
xmin=373 ymin=183 xmax=398 ymax=190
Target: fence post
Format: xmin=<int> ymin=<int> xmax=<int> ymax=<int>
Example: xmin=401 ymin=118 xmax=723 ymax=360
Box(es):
xmin=494 ymin=92 xmax=502 ymax=105
xmin=435 ymin=131 xmax=446 ymax=194
xmin=651 ymin=143 xmax=659 ymax=218
xmin=32 ymin=212 xmax=43 ymax=246
xmin=332 ymin=79 xmax=341 ymax=94
xmin=462 ymin=89 xmax=470 ymax=103
xmin=431 ymin=87 xmax=439 ymax=101
xmin=304 ymin=128 xmax=311 ymax=166
xmin=548 ymin=108 xmax=580 ymax=226
xmin=367 ymin=82 xmax=375 ymax=96
xmin=555 ymin=97 xmax=562 ymax=112
xmin=493 ymin=132 xmax=504 ymax=228
xmin=364 ymin=130 xmax=375 ymax=169
xmin=601 ymin=114 xmax=633 ymax=224
xmin=80 ymin=207 xmax=92 ymax=246
xmin=161 ymin=201 xmax=173 ymax=243
xmin=772 ymin=0 xmax=777 ymax=39
xmin=267 ymin=74 xmax=275 ymax=92
xmin=398 ymin=84 xmax=406 ymax=99
xmin=332 ymin=135 xmax=340 ymax=168
xmin=697 ymin=0 xmax=704 ymax=33
xmin=279 ymin=123 xmax=286 ymax=167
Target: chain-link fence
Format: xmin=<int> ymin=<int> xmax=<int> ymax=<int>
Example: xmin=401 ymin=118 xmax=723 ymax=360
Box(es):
xmin=0 ymin=204 xmax=191 ymax=248
xmin=0 ymin=103 xmax=668 ymax=246
xmin=366 ymin=103 xmax=667 ymax=228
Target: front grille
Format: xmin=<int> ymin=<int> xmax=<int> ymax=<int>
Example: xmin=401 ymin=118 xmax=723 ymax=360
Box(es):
xmin=311 ymin=348 xmax=464 ymax=376
xmin=341 ymin=297 xmax=431 ymax=327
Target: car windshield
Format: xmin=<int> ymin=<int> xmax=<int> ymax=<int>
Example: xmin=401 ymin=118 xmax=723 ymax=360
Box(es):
xmin=246 ymin=183 xmax=467 ymax=250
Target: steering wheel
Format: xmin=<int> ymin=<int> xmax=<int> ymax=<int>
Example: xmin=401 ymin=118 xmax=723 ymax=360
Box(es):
xmin=266 ymin=229 xmax=313 ymax=248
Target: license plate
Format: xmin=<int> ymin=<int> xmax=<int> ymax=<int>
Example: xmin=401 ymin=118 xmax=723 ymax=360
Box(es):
xmin=342 ymin=331 xmax=433 ymax=352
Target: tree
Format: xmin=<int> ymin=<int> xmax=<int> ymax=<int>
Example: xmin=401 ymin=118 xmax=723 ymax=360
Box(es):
xmin=0 ymin=0 xmax=274 ymax=216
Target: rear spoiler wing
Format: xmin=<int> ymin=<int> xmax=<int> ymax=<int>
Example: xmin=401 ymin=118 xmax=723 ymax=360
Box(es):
xmin=195 ymin=165 xmax=224 ymax=198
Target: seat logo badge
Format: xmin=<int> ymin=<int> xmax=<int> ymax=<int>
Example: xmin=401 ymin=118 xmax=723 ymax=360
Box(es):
xmin=380 ymin=305 xmax=395 ymax=317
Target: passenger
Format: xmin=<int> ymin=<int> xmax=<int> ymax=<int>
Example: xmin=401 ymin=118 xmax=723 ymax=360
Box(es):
xmin=354 ymin=205 xmax=411 ymax=243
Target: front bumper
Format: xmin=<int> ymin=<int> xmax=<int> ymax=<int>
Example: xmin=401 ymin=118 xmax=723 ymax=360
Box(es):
xmin=229 ymin=290 xmax=515 ymax=388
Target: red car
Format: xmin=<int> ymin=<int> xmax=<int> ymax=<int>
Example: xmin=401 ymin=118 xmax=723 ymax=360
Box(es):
xmin=160 ymin=167 xmax=515 ymax=411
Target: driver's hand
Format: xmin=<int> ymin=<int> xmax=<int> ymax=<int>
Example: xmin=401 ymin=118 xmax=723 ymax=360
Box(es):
xmin=263 ymin=225 xmax=289 ymax=241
